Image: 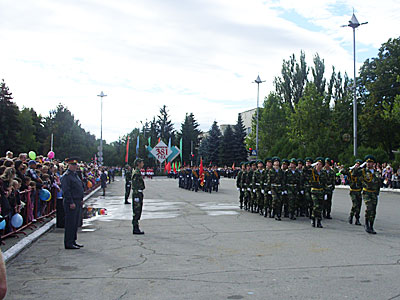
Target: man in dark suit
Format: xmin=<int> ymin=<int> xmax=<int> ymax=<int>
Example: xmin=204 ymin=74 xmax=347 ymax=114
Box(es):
xmin=61 ymin=157 xmax=84 ymax=250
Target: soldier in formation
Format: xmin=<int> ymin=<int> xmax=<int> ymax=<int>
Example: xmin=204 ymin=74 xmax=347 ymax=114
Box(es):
xmin=236 ymin=154 xmax=381 ymax=233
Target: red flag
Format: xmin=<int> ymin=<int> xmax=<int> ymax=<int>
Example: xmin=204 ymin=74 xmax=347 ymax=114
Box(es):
xmin=125 ymin=136 xmax=130 ymax=163
xmin=158 ymin=137 xmax=161 ymax=143
xmin=232 ymin=162 xmax=235 ymax=169
xmin=199 ymin=158 xmax=204 ymax=187
xmin=173 ymin=162 xmax=176 ymax=173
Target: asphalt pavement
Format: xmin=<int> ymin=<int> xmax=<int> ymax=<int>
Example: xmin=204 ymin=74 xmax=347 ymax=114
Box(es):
xmin=4 ymin=177 xmax=400 ymax=300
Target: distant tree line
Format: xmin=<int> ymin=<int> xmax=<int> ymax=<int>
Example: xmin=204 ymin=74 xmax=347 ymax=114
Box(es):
xmin=247 ymin=37 xmax=400 ymax=166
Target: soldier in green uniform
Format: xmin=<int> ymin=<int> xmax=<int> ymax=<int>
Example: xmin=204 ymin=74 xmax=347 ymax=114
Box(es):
xmin=236 ymin=162 xmax=245 ymax=209
xmin=263 ymin=157 xmax=273 ymax=218
xmin=124 ymin=164 xmax=132 ymax=204
xmin=267 ymin=157 xmax=286 ymax=221
xmin=247 ymin=161 xmax=256 ymax=212
xmin=131 ymin=158 xmax=145 ymax=235
xmin=340 ymin=159 xmax=363 ymax=225
xmin=252 ymin=160 xmax=265 ymax=215
xmin=242 ymin=162 xmax=251 ymax=211
xmin=353 ymin=155 xmax=381 ymax=234
xmin=286 ymin=158 xmax=300 ymax=220
xmin=281 ymin=159 xmax=290 ymax=217
xmin=296 ymin=159 xmax=306 ymax=217
xmin=304 ymin=157 xmax=313 ymax=218
xmin=323 ymin=158 xmax=336 ymax=219
xmin=306 ymin=157 xmax=328 ymax=228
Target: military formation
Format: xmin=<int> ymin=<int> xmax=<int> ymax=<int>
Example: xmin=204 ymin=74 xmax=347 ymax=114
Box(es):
xmin=178 ymin=166 xmax=220 ymax=193
xmin=236 ymin=155 xmax=380 ymax=234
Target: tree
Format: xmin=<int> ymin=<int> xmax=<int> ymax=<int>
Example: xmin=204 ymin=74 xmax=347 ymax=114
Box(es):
xmin=289 ymin=83 xmax=333 ymax=158
xmin=156 ymin=105 xmax=175 ymax=144
xmin=358 ymin=37 xmax=400 ymax=158
xmin=0 ymin=79 xmax=21 ymax=154
xmin=274 ymin=51 xmax=309 ymax=113
xmin=198 ymin=121 xmax=221 ymax=165
xmin=176 ymin=113 xmax=201 ymax=165
xmin=17 ymin=108 xmax=39 ymax=152
xmin=311 ymin=53 xmax=326 ymax=96
xmin=219 ymin=125 xmax=236 ymax=166
xmin=232 ymin=113 xmax=248 ymax=164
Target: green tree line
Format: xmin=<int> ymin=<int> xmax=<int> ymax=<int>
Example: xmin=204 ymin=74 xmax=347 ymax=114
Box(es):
xmin=247 ymin=37 xmax=400 ymax=166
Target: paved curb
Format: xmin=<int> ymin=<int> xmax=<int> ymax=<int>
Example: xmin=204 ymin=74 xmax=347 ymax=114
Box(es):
xmin=335 ymin=185 xmax=400 ymax=193
xmin=4 ymin=186 xmax=101 ymax=264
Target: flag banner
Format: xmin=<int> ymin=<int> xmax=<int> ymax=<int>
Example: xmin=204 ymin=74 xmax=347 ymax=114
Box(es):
xmin=136 ymin=136 xmax=140 ymax=158
xmin=125 ymin=136 xmax=130 ymax=163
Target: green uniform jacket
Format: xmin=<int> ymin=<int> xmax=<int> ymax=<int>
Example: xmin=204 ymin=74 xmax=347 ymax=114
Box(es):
xmin=125 ymin=169 xmax=132 ymax=183
xmin=341 ymin=168 xmax=363 ymax=192
xmin=252 ymin=169 xmax=264 ymax=191
xmin=267 ymin=168 xmax=286 ymax=192
xmin=324 ymin=167 xmax=336 ymax=192
xmin=131 ymin=168 xmax=145 ymax=194
xmin=285 ymin=169 xmax=300 ymax=192
xmin=306 ymin=167 xmax=328 ymax=193
xmin=236 ymin=170 xmax=243 ymax=188
xmin=246 ymin=170 xmax=254 ymax=191
xmin=354 ymin=168 xmax=381 ymax=195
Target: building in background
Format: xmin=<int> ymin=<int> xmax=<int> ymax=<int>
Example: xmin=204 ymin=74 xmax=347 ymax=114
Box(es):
xmin=239 ymin=108 xmax=256 ymax=136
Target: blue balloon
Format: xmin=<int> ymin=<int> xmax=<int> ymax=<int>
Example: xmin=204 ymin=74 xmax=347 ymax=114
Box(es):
xmin=0 ymin=216 xmax=5 ymax=230
xmin=39 ymin=189 xmax=51 ymax=201
xmin=11 ymin=213 xmax=23 ymax=228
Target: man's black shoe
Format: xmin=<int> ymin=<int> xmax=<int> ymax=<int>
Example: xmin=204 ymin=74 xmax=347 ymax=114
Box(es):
xmin=74 ymin=243 xmax=84 ymax=248
xmin=125 ymin=201 xmax=131 ymax=204
xmin=65 ymin=245 xmax=80 ymax=250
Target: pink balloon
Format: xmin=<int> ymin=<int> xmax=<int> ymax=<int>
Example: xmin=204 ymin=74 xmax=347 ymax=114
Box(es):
xmin=48 ymin=151 xmax=55 ymax=159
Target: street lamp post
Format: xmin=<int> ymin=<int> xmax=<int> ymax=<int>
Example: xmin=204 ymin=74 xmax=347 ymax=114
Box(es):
xmin=342 ymin=11 xmax=367 ymax=157
xmin=254 ymin=75 xmax=265 ymax=159
xmin=97 ymin=91 xmax=107 ymax=165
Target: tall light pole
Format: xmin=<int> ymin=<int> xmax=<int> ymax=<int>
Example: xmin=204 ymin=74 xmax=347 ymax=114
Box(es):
xmin=342 ymin=11 xmax=367 ymax=157
xmin=254 ymin=75 xmax=265 ymax=159
xmin=97 ymin=91 xmax=107 ymax=165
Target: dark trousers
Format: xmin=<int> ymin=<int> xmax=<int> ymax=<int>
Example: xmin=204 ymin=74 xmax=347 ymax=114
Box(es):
xmin=125 ymin=183 xmax=131 ymax=201
xmin=132 ymin=193 xmax=143 ymax=227
xmin=64 ymin=200 xmax=81 ymax=247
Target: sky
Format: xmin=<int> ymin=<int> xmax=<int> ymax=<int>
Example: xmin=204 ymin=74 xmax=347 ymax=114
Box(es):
xmin=1 ymin=0 xmax=399 ymax=143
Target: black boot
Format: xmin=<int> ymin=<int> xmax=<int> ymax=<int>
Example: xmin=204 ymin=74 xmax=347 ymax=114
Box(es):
xmin=133 ymin=225 xmax=144 ymax=235
xmin=317 ymin=218 xmax=323 ymax=228
xmin=125 ymin=199 xmax=131 ymax=204
xmin=355 ymin=217 xmax=361 ymax=226
xmin=311 ymin=217 xmax=316 ymax=227
xmin=264 ymin=209 xmax=268 ymax=218
xmin=369 ymin=220 xmax=377 ymax=234
xmin=326 ymin=209 xmax=332 ymax=219
xmin=348 ymin=215 xmax=353 ymax=224
xmin=365 ymin=218 xmax=371 ymax=233
xmin=290 ymin=213 xmax=296 ymax=220
xmin=240 ymin=202 xmax=243 ymax=209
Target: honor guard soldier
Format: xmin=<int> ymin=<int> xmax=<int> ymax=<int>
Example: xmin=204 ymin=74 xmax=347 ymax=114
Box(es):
xmin=247 ymin=161 xmax=256 ymax=212
xmin=340 ymin=159 xmax=363 ymax=225
xmin=236 ymin=162 xmax=246 ymax=209
xmin=267 ymin=157 xmax=286 ymax=220
xmin=286 ymin=158 xmax=300 ymax=220
xmin=241 ymin=162 xmax=251 ymax=210
xmin=124 ymin=164 xmax=132 ymax=204
xmin=353 ymin=155 xmax=381 ymax=234
xmin=303 ymin=157 xmax=314 ymax=218
xmin=296 ymin=159 xmax=306 ymax=217
xmin=212 ymin=165 xmax=220 ymax=192
xmin=281 ymin=159 xmax=290 ymax=217
xmin=192 ymin=166 xmax=200 ymax=192
xmin=263 ymin=158 xmax=273 ymax=218
xmin=306 ymin=157 xmax=328 ymax=228
xmin=252 ymin=160 xmax=264 ymax=214
xmin=61 ymin=157 xmax=84 ymax=249
xmin=323 ymin=158 xmax=336 ymax=219
xmin=132 ymin=158 xmax=145 ymax=235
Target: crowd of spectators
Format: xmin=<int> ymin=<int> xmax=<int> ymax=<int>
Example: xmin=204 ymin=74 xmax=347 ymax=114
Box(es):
xmin=0 ymin=150 xmax=103 ymax=238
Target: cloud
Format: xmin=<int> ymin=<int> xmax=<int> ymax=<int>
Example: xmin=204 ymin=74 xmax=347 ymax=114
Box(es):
xmin=0 ymin=0 xmax=397 ymax=142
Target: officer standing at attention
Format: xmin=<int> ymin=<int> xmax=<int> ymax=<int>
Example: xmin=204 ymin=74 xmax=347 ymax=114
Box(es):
xmin=61 ymin=157 xmax=84 ymax=249
xmin=124 ymin=164 xmax=132 ymax=204
xmin=132 ymin=158 xmax=145 ymax=235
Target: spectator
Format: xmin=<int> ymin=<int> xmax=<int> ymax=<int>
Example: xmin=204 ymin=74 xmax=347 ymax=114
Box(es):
xmin=5 ymin=151 xmax=13 ymax=160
